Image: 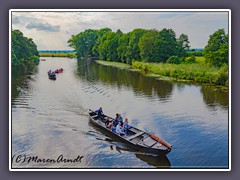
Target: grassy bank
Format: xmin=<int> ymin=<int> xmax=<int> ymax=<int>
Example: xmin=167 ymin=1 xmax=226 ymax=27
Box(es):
xmin=96 ymin=60 xmax=131 ymax=69
xmin=132 ymin=61 xmax=228 ymax=86
xmin=39 ymin=53 xmax=76 ymax=58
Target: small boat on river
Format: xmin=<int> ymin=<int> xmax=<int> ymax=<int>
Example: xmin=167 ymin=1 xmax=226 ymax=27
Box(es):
xmin=55 ymin=68 xmax=63 ymax=73
xmin=48 ymin=71 xmax=56 ymax=80
xmin=88 ymin=109 xmax=172 ymax=155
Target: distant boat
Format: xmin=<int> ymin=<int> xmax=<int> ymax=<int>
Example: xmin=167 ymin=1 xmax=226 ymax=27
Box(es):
xmin=55 ymin=68 xmax=63 ymax=73
xmin=47 ymin=71 xmax=56 ymax=80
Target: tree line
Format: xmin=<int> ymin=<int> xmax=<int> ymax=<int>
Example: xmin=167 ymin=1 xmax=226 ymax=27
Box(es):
xmin=12 ymin=29 xmax=39 ymax=65
xmin=68 ymin=28 xmax=190 ymax=64
xmin=68 ymin=28 xmax=228 ymax=67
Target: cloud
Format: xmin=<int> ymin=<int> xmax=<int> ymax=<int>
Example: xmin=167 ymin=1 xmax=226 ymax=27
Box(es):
xmin=26 ymin=22 xmax=60 ymax=32
xmin=12 ymin=11 xmax=229 ymax=49
xmin=12 ymin=16 xmax=20 ymax=24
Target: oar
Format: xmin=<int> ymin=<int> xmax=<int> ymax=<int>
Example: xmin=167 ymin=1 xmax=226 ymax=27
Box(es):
xmin=147 ymin=133 xmax=172 ymax=150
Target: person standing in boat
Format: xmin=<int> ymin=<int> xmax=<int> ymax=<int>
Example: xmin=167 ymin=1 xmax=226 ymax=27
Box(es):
xmin=96 ymin=107 xmax=104 ymax=121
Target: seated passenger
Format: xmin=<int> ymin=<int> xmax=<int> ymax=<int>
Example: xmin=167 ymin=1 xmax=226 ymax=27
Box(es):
xmin=116 ymin=121 xmax=125 ymax=135
xmin=118 ymin=114 xmax=123 ymax=126
xmin=123 ymin=118 xmax=131 ymax=133
xmin=113 ymin=113 xmax=119 ymax=127
xmin=105 ymin=117 xmax=113 ymax=130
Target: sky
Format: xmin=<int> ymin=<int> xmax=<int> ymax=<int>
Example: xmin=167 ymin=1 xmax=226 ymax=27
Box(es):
xmin=11 ymin=10 xmax=229 ymax=50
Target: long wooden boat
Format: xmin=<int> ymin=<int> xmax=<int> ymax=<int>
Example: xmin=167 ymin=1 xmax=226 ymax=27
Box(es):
xmin=89 ymin=109 xmax=172 ymax=155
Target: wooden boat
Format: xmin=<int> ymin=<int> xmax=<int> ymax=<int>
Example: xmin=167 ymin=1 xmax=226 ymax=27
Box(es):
xmin=55 ymin=68 xmax=63 ymax=73
xmin=89 ymin=109 xmax=172 ymax=155
xmin=48 ymin=71 xmax=56 ymax=80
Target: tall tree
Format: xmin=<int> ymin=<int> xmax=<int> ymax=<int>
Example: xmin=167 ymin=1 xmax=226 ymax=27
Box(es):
xmin=92 ymin=28 xmax=112 ymax=57
xmin=203 ymin=29 xmax=228 ymax=67
xmin=117 ymin=32 xmax=130 ymax=63
xmin=177 ymin=33 xmax=190 ymax=58
xmin=138 ymin=29 xmax=159 ymax=62
xmin=154 ymin=28 xmax=179 ymax=62
xmin=97 ymin=30 xmax=122 ymax=61
xmin=126 ymin=29 xmax=146 ymax=64
xmin=70 ymin=29 xmax=98 ymax=58
xmin=12 ymin=29 xmax=39 ymax=65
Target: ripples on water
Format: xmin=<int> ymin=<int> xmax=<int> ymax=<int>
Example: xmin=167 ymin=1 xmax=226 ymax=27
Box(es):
xmin=11 ymin=57 xmax=229 ymax=169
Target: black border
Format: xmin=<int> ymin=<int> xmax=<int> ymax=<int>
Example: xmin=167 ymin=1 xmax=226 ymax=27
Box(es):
xmin=1 ymin=0 xmax=240 ymax=179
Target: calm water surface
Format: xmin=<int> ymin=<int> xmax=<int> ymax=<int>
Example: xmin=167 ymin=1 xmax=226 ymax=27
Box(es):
xmin=11 ymin=57 xmax=229 ymax=169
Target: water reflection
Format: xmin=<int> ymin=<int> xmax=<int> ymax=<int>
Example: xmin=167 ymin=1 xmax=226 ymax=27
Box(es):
xmin=76 ymin=60 xmax=173 ymax=101
xmin=12 ymin=64 xmax=38 ymax=101
xmin=201 ymin=86 xmax=228 ymax=110
xmin=88 ymin=119 xmax=171 ymax=168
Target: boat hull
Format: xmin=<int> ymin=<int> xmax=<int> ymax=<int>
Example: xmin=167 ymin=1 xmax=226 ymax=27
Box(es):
xmin=89 ymin=110 xmax=171 ymax=155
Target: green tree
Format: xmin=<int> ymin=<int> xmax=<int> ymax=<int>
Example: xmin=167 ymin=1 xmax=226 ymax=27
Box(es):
xmin=12 ymin=29 xmax=39 ymax=65
xmin=92 ymin=28 xmax=112 ymax=57
xmin=117 ymin=32 xmax=131 ymax=63
xmin=154 ymin=28 xmax=179 ymax=62
xmin=177 ymin=33 xmax=190 ymax=58
xmin=70 ymin=29 xmax=98 ymax=58
xmin=126 ymin=29 xmax=146 ymax=64
xmin=97 ymin=30 xmax=122 ymax=61
xmin=203 ymin=29 xmax=228 ymax=67
xmin=138 ymin=29 xmax=159 ymax=62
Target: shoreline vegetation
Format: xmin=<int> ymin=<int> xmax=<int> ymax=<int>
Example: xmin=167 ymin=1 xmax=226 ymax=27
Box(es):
xmin=12 ymin=30 xmax=39 ymax=66
xmin=68 ymin=28 xmax=228 ymax=88
xmin=95 ymin=60 xmax=228 ymax=89
xmin=39 ymin=50 xmax=76 ymax=58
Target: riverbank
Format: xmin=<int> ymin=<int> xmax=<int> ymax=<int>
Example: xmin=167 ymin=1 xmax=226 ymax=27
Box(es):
xmin=95 ymin=60 xmax=228 ymax=87
xmin=39 ymin=53 xmax=76 ymax=58
xmin=96 ymin=60 xmax=131 ymax=69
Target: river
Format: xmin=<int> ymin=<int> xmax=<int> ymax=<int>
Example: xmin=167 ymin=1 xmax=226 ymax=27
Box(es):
xmin=11 ymin=57 xmax=229 ymax=169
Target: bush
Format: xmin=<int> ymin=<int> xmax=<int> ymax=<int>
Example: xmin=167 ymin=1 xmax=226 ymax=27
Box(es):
xmin=167 ymin=56 xmax=180 ymax=64
xmin=185 ymin=56 xmax=196 ymax=63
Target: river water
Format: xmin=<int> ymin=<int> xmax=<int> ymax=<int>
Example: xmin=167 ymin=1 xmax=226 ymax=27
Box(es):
xmin=11 ymin=57 xmax=229 ymax=169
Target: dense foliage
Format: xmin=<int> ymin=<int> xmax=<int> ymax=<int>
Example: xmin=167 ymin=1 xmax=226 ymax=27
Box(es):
xmin=203 ymin=29 xmax=228 ymax=67
xmin=12 ymin=30 xmax=39 ymax=65
xmin=68 ymin=28 xmax=190 ymax=64
xmin=132 ymin=61 xmax=228 ymax=86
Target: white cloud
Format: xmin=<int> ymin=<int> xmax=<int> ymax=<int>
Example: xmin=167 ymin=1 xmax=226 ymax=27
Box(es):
xmin=11 ymin=10 xmax=229 ymax=50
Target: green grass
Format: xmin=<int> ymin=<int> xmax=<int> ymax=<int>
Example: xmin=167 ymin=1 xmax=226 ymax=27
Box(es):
xmin=39 ymin=53 xmax=76 ymax=57
xmin=96 ymin=60 xmax=131 ymax=69
xmin=195 ymin=56 xmax=206 ymax=64
xmin=132 ymin=61 xmax=228 ymax=86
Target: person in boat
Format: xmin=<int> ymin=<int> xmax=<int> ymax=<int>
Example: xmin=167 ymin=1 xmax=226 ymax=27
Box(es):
xmin=116 ymin=121 xmax=125 ymax=136
xmin=123 ymin=118 xmax=131 ymax=133
xmin=118 ymin=114 xmax=123 ymax=126
xmin=113 ymin=113 xmax=119 ymax=127
xmin=96 ymin=107 xmax=104 ymax=121
xmin=105 ymin=117 xmax=113 ymax=130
